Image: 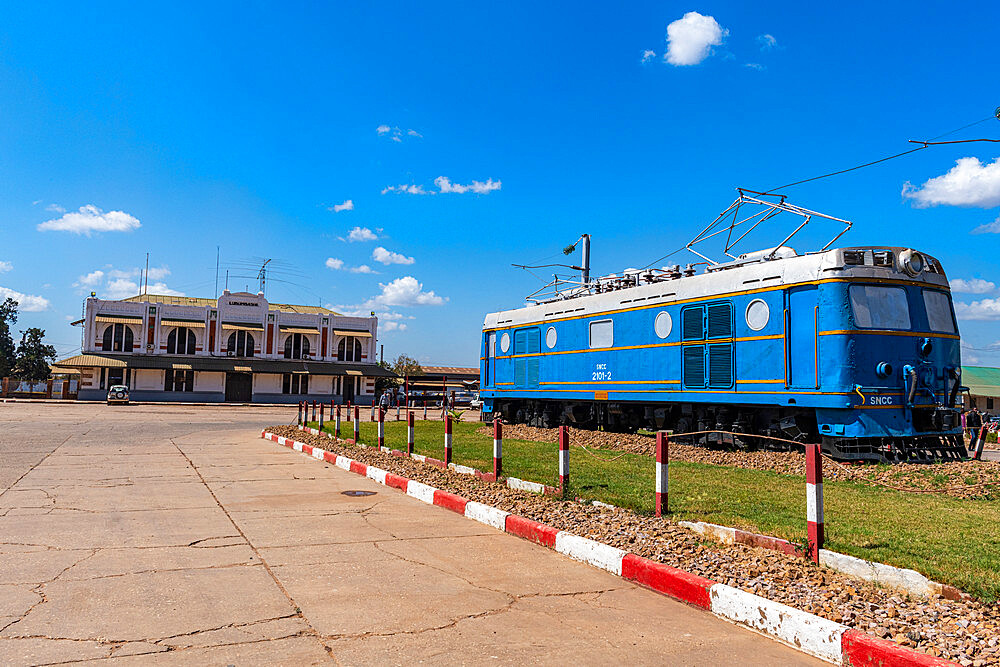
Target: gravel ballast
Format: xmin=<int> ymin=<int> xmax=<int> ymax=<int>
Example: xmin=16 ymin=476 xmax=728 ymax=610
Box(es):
xmin=268 ymin=425 xmax=1000 ymax=665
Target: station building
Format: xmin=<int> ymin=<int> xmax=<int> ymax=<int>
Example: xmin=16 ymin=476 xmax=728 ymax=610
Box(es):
xmin=52 ymin=290 xmax=394 ymax=404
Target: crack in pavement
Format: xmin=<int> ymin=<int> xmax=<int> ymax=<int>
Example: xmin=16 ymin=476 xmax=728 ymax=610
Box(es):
xmin=168 ymin=437 xmax=336 ymax=662
xmin=0 ymin=549 xmax=100 ymax=635
xmin=3 ymin=613 xmax=304 ymax=657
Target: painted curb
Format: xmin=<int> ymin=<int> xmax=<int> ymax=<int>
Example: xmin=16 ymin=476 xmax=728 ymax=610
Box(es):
xmin=680 ymin=520 xmax=967 ymax=602
xmin=262 ymin=431 xmax=956 ymax=667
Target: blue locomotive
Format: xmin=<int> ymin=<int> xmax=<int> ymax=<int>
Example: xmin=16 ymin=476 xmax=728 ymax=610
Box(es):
xmin=480 ymin=240 xmax=964 ymax=462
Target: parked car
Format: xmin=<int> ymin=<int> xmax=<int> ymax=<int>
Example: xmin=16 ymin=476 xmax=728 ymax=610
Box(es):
xmin=469 ymin=393 xmax=482 ymax=410
xmin=106 ymin=384 xmax=130 ymax=405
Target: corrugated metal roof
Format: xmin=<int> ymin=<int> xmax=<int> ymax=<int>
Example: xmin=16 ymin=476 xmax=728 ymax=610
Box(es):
xmin=51 ymin=354 xmax=128 ymax=368
xmin=50 ymin=353 xmax=396 ymax=377
xmin=333 ymin=329 xmax=372 ymax=337
xmin=161 ymin=319 xmax=206 ymax=327
xmin=962 ymin=366 xmax=1000 ymax=396
xmin=121 ymin=294 xmax=340 ymax=315
xmin=420 ymin=366 xmax=480 ymax=377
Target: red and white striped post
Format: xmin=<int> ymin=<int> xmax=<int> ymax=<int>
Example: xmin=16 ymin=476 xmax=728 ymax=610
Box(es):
xmin=353 ymin=405 xmax=360 ymax=443
xmin=334 ymin=405 xmax=341 ymax=439
xmin=311 ymin=400 xmax=317 ymax=423
xmin=974 ymin=425 xmax=988 ymax=461
xmin=318 ymin=402 xmax=324 ymax=432
xmin=444 ymin=415 xmax=453 ymax=464
xmin=805 ymin=443 xmax=824 ymax=563
xmin=558 ymin=425 xmax=569 ymax=496
xmin=377 ymin=407 xmax=385 ymax=449
xmin=655 ymin=432 xmax=669 ymax=516
xmin=441 ymin=375 xmax=448 ymax=420
xmin=297 ymin=401 xmax=303 ymax=426
xmin=493 ymin=418 xmax=503 ymax=479
xmin=407 ymin=411 xmax=415 ymax=455
xmin=423 ymin=403 xmax=428 ymax=420
xmin=396 ymin=401 xmax=400 ymax=421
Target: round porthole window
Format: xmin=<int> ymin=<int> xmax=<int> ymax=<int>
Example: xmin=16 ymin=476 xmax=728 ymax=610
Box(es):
xmin=500 ymin=332 xmax=511 ymax=353
xmin=654 ymin=311 xmax=672 ymax=339
xmin=545 ymin=327 xmax=557 ymax=349
xmin=746 ymin=299 xmax=769 ymax=331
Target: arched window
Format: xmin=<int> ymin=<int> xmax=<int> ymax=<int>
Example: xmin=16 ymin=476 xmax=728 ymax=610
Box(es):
xmin=101 ymin=324 xmax=134 ymax=352
xmin=337 ymin=337 xmax=363 ymax=361
xmin=227 ymin=331 xmax=255 ymax=357
xmin=166 ymin=327 xmax=197 ymax=355
xmin=283 ymin=333 xmax=311 ymax=360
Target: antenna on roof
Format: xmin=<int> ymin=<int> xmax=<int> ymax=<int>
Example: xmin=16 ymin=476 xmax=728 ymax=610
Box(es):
xmin=257 ymin=259 xmax=271 ymax=296
xmin=214 ymin=246 xmax=220 ymax=296
xmin=144 ymin=253 xmax=149 ymax=295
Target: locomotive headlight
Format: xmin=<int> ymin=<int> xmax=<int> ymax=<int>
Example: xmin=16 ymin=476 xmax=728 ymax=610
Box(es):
xmin=899 ymin=249 xmax=924 ymax=277
xmin=875 ymin=362 xmax=893 ymax=378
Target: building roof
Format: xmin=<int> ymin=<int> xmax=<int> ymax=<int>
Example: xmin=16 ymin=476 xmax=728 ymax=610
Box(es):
xmin=120 ymin=293 xmax=339 ymax=315
xmin=52 ymin=353 xmax=395 ymax=377
xmin=962 ymin=366 xmax=1000 ymax=397
xmin=419 ymin=366 xmax=479 ymax=377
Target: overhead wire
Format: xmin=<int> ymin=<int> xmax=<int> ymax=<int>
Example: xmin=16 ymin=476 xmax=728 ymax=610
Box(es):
xmin=637 ymin=110 xmax=1000 ymax=270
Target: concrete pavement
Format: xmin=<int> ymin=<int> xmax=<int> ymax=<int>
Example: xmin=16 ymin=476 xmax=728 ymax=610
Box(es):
xmin=0 ymin=403 xmax=817 ymax=665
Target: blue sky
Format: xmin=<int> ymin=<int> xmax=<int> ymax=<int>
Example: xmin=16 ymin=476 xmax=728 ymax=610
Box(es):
xmin=1 ymin=2 xmax=999 ymax=366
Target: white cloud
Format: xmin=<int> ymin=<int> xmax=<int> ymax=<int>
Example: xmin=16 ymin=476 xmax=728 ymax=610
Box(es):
xmin=74 ymin=270 xmax=105 ymax=288
xmin=757 ymin=34 xmax=777 ymax=51
xmin=745 ymin=62 xmax=765 ymax=71
xmin=0 ymin=261 xmax=11 ymax=273
xmin=902 ymin=157 xmax=1000 ymax=208
xmin=377 ymin=125 xmax=422 ymax=142
xmin=104 ymin=279 xmax=183 ymax=300
xmin=45 ymin=203 xmax=65 ymax=213
xmin=74 ymin=266 xmax=180 ymax=298
xmin=325 ymin=257 xmax=377 ymax=273
xmin=372 ymin=246 xmax=415 ymax=265
xmin=381 ymin=184 xmax=430 ymax=195
xmin=364 ymin=276 xmax=446 ymax=308
xmin=955 ymin=298 xmax=1000 ymax=321
xmin=664 ymin=12 xmax=727 ymax=66
xmin=950 ymin=278 xmax=996 ymax=294
xmin=328 ymin=306 xmax=413 ymax=332
xmin=383 ymin=177 xmax=502 ymax=196
xmin=37 ymin=204 xmax=141 ymax=235
xmin=145 ymin=266 xmax=171 ymax=281
xmin=434 ymin=176 xmax=502 ymax=194
xmin=641 ymin=49 xmax=656 ymax=63
xmin=972 ymin=215 xmax=1000 ymax=234
xmin=346 ymin=226 xmax=378 ymax=242
xmin=0 ymin=286 xmax=50 ymax=311
xmin=331 ymin=199 xmax=354 ymax=213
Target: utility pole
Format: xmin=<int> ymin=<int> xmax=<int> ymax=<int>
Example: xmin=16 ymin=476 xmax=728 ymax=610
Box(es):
xmin=214 ymin=246 xmax=220 ymax=296
xmin=144 ymin=253 xmax=149 ymax=295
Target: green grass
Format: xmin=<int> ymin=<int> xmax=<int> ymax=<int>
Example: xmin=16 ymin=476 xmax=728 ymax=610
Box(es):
xmin=308 ymin=418 xmax=1000 ymax=602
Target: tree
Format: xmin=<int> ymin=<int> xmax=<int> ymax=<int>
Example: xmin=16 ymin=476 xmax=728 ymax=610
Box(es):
xmin=373 ymin=354 xmax=423 ymax=398
xmin=0 ymin=298 xmax=17 ymax=379
xmin=14 ymin=328 xmax=56 ymax=382
xmin=391 ymin=354 xmax=423 ymax=379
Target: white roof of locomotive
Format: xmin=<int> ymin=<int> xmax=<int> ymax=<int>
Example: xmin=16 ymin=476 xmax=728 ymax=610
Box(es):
xmin=483 ymin=246 xmax=949 ymax=329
